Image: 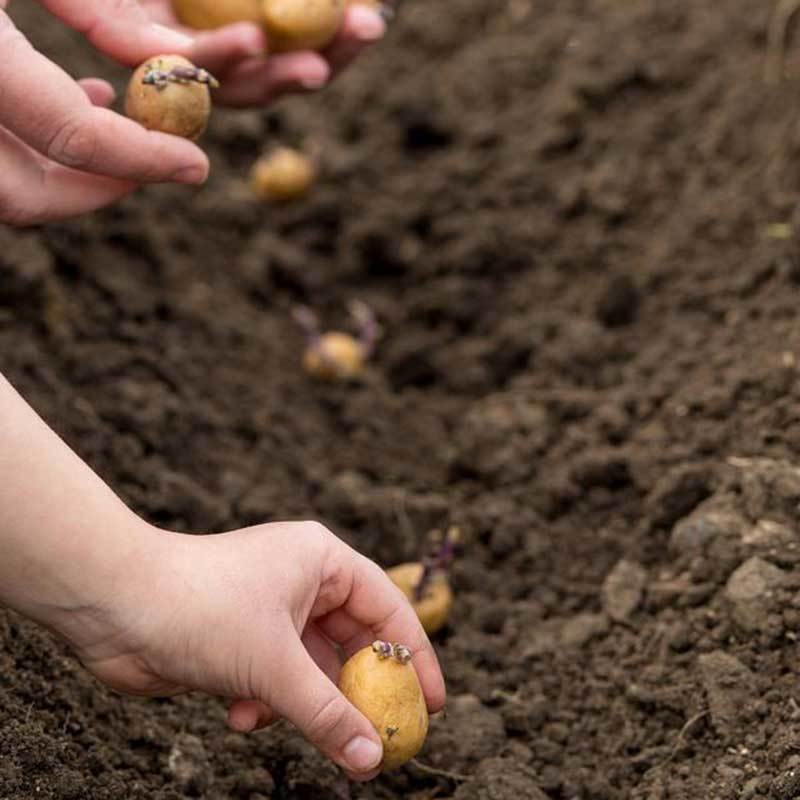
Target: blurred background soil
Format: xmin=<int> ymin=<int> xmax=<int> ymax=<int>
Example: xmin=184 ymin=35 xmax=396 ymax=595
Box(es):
xmin=4 ymin=1 xmax=800 ymax=797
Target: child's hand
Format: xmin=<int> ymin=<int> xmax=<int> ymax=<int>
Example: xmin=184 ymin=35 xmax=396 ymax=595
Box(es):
xmin=0 ymin=1 xmax=385 ymax=224
xmin=65 ymin=520 xmax=446 ymax=782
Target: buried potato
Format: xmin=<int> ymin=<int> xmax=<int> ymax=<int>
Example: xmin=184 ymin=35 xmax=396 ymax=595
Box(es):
xmin=303 ymin=332 xmax=366 ymax=380
xmin=125 ymin=55 xmax=217 ymax=140
xmin=339 ymin=642 xmax=429 ymax=771
xmin=293 ymin=302 xmax=380 ymax=382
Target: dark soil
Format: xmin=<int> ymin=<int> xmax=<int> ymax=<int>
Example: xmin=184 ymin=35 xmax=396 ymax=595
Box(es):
xmin=3 ymin=1 xmax=800 ymax=797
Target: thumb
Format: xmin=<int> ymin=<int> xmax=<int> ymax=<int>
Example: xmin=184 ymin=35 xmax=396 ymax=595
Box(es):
xmin=34 ymin=0 xmax=196 ymax=65
xmin=268 ymin=639 xmax=384 ymax=778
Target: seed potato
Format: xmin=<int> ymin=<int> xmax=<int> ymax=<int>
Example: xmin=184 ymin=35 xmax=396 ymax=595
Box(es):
xmin=387 ymin=562 xmax=453 ymax=636
xmin=171 ymin=0 xmax=345 ymax=52
xmin=303 ymin=332 xmax=366 ymax=380
xmin=262 ymin=0 xmax=346 ymax=52
xmin=339 ymin=644 xmax=429 ymax=771
xmin=250 ymin=148 xmax=316 ymax=202
xmin=125 ymin=55 xmax=213 ymax=140
xmin=172 ymin=0 xmax=263 ymax=29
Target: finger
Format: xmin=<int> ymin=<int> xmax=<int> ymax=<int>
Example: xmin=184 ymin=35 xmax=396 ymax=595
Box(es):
xmin=226 ymin=624 xmax=339 ymax=734
xmin=266 ymin=636 xmax=383 ymax=780
xmin=227 ymin=699 xmax=277 ymax=732
xmin=317 ymin=609 xmax=375 ymax=657
xmin=0 ymin=19 xmax=208 ymax=185
xmin=0 ymin=127 xmax=135 ymax=226
xmin=215 ymin=52 xmax=330 ymax=108
xmin=77 ymin=78 xmax=115 ymax=108
xmin=32 ymin=0 xmax=197 ymax=66
xmin=323 ymin=553 xmax=446 ymax=714
xmin=324 ymin=4 xmax=386 ymax=74
xmin=190 ymin=24 xmax=266 ymax=74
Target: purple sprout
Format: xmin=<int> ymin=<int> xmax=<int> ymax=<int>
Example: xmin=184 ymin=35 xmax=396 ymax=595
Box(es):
xmin=372 ymin=640 xmax=413 ymax=664
xmin=413 ymin=527 xmax=460 ymax=602
xmin=143 ymin=63 xmax=219 ymax=90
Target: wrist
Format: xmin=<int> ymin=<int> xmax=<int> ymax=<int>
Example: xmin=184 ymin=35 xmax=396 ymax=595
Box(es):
xmin=5 ymin=512 xmax=164 ymax=655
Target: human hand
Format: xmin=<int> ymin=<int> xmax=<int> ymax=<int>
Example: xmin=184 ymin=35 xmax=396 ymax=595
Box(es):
xmin=0 ymin=0 xmax=385 ymax=225
xmin=64 ymin=520 xmax=446 ymax=781
xmin=136 ymin=0 xmax=387 ymax=107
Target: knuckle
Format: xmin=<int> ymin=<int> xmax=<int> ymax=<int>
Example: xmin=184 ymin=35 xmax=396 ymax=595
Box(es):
xmin=46 ymin=112 xmax=99 ymax=170
xmin=305 ymin=693 xmax=349 ymax=745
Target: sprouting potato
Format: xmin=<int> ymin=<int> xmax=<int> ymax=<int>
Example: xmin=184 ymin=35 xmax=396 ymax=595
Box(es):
xmin=387 ymin=562 xmax=454 ymax=636
xmin=125 ymin=55 xmax=217 ymax=140
xmin=262 ymin=0 xmax=346 ymax=52
xmin=339 ymin=642 xmax=429 ymax=771
xmin=294 ymin=302 xmax=379 ymax=381
xmin=250 ymin=147 xmax=316 ymax=202
xmin=303 ymin=332 xmax=366 ymax=381
xmin=172 ymin=0 xmax=263 ymax=29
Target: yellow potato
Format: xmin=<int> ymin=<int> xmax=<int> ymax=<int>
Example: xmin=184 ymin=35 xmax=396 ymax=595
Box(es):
xmin=250 ymin=148 xmax=316 ymax=202
xmin=388 ymin=562 xmax=453 ymax=636
xmin=262 ymin=0 xmax=346 ymax=53
xmin=172 ymin=0 xmax=263 ymax=29
xmin=339 ymin=643 xmax=429 ymax=771
xmin=303 ymin=332 xmax=366 ymax=381
xmin=125 ymin=55 xmax=213 ymax=140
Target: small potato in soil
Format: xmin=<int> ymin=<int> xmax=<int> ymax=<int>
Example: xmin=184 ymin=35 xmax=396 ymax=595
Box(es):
xmin=303 ymin=332 xmax=366 ymax=381
xmin=125 ymin=55 xmax=213 ymax=140
xmin=250 ymin=148 xmax=316 ymax=202
xmin=388 ymin=562 xmax=453 ymax=636
xmin=339 ymin=643 xmax=428 ymax=771
xmin=262 ymin=0 xmax=346 ymax=52
xmin=172 ymin=0 xmax=262 ymax=29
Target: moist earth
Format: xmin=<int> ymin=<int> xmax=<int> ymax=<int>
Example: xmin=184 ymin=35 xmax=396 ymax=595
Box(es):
xmin=3 ymin=1 xmax=800 ymax=798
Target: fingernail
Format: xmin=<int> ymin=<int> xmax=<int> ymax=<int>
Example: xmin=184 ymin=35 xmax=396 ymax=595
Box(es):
xmin=151 ymin=23 xmax=195 ymax=49
xmin=171 ymin=164 xmax=209 ymax=185
xmin=343 ymin=736 xmax=382 ymax=773
xmin=349 ymin=6 xmax=387 ymax=41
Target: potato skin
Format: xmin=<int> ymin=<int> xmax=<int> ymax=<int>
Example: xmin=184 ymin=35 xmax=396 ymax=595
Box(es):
xmin=250 ymin=148 xmax=316 ymax=202
xmin=172 ymin=0 xmax=263 ymax=29
xmin=339 ymin=646 xmax=429 ymax=771
xmin=303 ymin=333 xmax=365 ymax=380
xmin=262 ymin=0 xmax=346 ymax=52
xmin=388 ymin=562 xmax=453 ymax=636
xmin=125 ymin=55 xmax=211 ymax=141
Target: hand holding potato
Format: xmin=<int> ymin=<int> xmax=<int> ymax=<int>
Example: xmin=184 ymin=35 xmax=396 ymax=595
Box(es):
xmin=0 ymin=0 xmax=386 ymax=225
xmin=69 ymin=522 xmax=446 ymax=782
xmin=0 ymin=375 xmax=445 ymax=782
